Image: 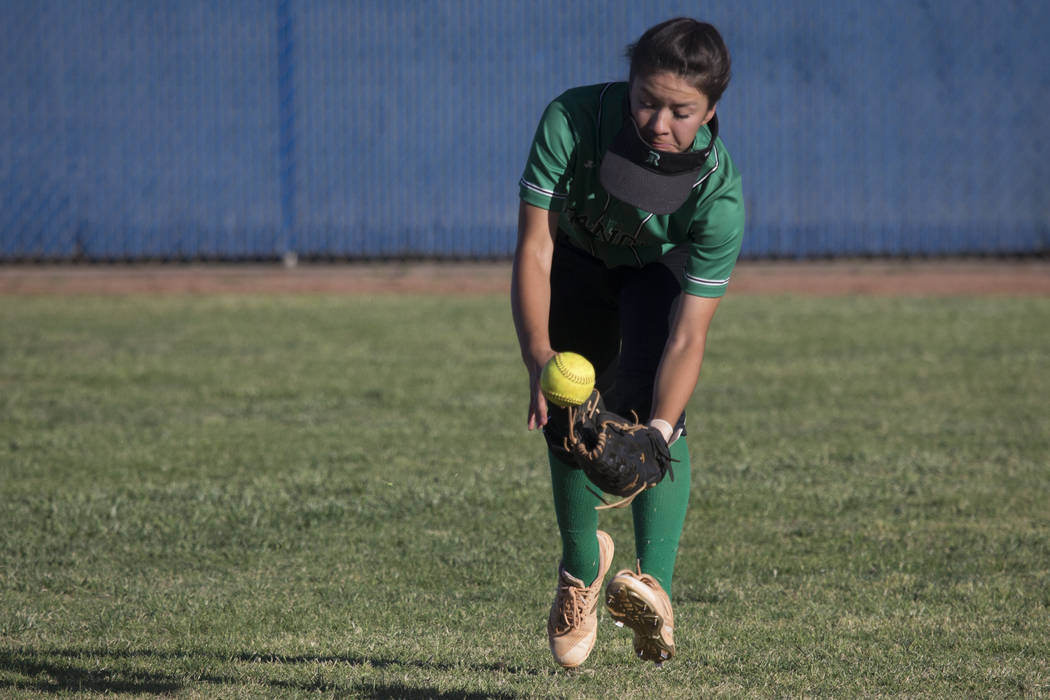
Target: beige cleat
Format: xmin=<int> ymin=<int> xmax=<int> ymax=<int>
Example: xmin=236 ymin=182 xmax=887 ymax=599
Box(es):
xmin=547 ymin=530 xmax=615 ymax=668
xmin=605 ymin=567 xmax=675 ymax=665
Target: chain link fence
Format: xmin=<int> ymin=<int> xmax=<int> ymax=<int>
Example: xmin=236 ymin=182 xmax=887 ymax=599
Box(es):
xmin=2 ymin=0 xmax=1048 ymax=261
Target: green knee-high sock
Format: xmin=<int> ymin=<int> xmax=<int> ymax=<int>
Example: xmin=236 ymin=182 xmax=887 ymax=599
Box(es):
xmin=631 ymin=437 xmax=691 ymax=599
xmin=549 ymin=451 xmax=604 ymax=585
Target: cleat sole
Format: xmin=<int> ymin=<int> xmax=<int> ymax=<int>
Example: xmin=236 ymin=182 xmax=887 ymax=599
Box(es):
xmin=605 ymin=584 xmax=674 ymax=664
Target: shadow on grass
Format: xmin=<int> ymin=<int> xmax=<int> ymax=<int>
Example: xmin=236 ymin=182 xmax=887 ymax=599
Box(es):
xmin=230 ymin=650 xmax=545 ymax=677
xmin=0 ymin=651 xmax=182 ymax=695
xmin=0 ymin=647 xmax=530 ymax=698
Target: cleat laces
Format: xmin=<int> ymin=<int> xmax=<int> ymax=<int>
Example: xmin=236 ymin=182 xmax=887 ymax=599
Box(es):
xmin=551 ymin=580 xmax=591 ymax=633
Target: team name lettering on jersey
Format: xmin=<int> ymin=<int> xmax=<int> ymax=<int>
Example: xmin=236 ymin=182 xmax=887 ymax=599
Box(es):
xmin=566 ymin=205 xmax=639 ymax=249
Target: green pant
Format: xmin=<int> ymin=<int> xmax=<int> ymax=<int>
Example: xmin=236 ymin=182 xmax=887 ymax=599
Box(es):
xmin=549 ymin=436 xmax=691 ymax=598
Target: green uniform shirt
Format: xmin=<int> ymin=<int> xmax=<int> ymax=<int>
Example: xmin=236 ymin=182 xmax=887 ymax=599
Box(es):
xmin=519 ymin=82 xmax=745 ymax=297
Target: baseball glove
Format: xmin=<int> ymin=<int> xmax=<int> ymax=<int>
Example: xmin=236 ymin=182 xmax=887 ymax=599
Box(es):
xmin=563 ymin=390 xmax=675 ymax=510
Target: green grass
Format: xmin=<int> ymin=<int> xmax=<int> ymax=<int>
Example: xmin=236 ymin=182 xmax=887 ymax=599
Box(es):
xmin=1 ymin=292 xmax=1048 ymax=698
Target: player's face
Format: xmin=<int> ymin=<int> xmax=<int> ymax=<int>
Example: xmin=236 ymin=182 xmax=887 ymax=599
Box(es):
xmin=629 ymin=71 xmax=715 ymax=153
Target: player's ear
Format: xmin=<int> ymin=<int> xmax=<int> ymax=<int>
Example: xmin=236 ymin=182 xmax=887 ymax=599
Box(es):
xmin=700 ymin=104 xmax=716 ymax=126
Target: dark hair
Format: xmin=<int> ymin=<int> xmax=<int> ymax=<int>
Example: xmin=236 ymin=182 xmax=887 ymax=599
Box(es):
xmin=627 ymin=18 xmax=732 ymax=104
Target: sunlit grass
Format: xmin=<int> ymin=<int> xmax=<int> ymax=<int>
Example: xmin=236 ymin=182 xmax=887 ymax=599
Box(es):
xmin=1 ymin=293 xmax=1048 ymax=697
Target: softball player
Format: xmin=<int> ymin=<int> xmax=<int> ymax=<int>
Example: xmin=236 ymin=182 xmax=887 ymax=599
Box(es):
xmin=511 ymin=17 xmax=745 ymax=667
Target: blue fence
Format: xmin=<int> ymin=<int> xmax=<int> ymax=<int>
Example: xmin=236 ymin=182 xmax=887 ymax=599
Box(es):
xmin=2 ymin=0 xmax=1048 ymax=260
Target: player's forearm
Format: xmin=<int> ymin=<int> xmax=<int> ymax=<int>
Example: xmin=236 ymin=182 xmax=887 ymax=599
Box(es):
xmin=511 ymin=252 xmax=554 ymax=365
xmin=649 ymin=294 xmax=721 ymax=439
xmin=650 ymin=335 xmax=706 ymax=429
xmin=511 ymin=203 xmax=557 ymax=365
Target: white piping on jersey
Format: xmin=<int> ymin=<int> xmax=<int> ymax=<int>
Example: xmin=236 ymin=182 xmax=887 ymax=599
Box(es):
xmin=520 ymin=177 xmax=566 ymax=200
xmin=631 ymin=212 xmax=654 ymax=241
xmin=693 ymin=146 xmax=718 ymax=189
xmin=590 ymin=84 xmax=616 ymax=232
xmin=593 ymin=192 xmax=613 ymax=229
xmin=684 ymin=273 xmax=730 ymax=288
xmin=596 ymin=82 xmax=614 ymax=154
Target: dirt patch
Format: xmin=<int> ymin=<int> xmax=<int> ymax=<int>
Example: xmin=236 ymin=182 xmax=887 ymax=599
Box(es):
xmin=727 ymin=259 xmax=1050 ymax=296
xmin=1 ymin=260 xmax=1048 ymax=296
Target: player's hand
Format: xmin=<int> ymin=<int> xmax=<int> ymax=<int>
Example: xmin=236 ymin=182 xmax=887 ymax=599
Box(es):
xmin=526 ymin=348 xmax=557 ymax=430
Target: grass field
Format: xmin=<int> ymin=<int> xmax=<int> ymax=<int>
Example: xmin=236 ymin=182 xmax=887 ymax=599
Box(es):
xmin=1 ymin=292 xmax=1048 ymax=698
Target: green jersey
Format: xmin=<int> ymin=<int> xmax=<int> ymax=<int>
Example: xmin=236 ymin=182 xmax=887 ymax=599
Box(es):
xmin=519 ymin=82 xmax=745 ymax=297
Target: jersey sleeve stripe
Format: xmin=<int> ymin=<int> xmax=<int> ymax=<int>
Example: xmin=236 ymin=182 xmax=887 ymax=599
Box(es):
xmin=519 ymin=178 xmax=567 ymax=199
xmin=684 ymin=273 xmax=730 ymax=287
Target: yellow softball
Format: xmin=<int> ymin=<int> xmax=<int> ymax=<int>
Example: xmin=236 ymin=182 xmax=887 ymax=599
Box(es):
xmin=540 ymin=352 xmax=595 ymax=408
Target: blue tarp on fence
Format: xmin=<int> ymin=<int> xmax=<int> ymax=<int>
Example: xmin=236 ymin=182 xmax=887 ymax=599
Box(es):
xmin=2 ymin=0 xmax=1048 ymax=260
